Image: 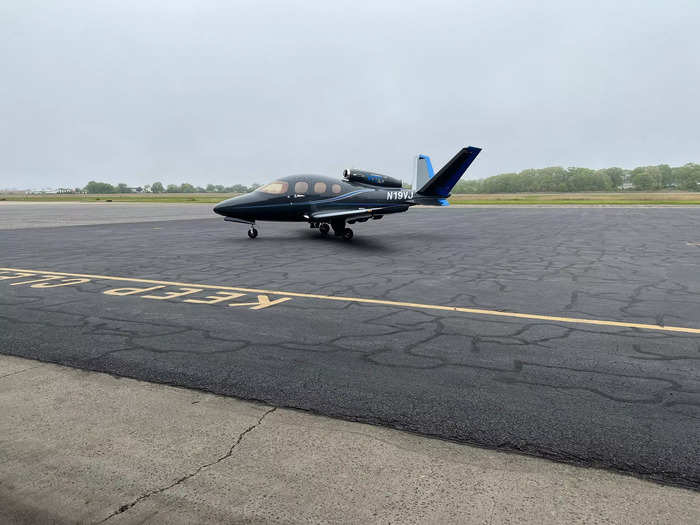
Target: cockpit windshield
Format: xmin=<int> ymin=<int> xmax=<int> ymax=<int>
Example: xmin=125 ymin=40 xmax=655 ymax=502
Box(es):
xmin=257 ymin=181 xmax=289 ymax=195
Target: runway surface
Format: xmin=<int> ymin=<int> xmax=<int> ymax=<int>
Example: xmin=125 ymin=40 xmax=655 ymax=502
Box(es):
xmin=2 ymin=204 xmax=699 ymax=488
xmin=0 ymin=201 xmax=213 ymax=229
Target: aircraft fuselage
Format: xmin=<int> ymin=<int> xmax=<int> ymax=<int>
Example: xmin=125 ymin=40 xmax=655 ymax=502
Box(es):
xmin=213 ymin=175 xmax=416 ymax=223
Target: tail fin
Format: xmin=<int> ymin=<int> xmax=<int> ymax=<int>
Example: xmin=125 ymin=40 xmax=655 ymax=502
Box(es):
xmin=417 ymin=146 xmax=481 ymax=197
xmin=414 ymin=154 xmax=434 ymax=191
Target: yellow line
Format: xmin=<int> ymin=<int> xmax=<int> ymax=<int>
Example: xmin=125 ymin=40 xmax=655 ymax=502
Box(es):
xmin=2 ymin=267 xmax=700 ymax=335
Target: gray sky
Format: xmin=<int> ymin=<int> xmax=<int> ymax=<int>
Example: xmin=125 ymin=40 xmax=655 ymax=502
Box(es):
xmin=2 ymin=0 xmax=699 ymax=189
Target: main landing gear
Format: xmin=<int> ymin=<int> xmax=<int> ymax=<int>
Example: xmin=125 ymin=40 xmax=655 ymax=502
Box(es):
xmin=331 ymin=219 xmax=353 ymax=241
xmin=312 ymin=221 xmax=353 ymax=241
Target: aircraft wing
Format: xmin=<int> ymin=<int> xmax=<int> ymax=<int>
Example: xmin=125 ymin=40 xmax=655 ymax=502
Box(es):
xmin=307 ymin=205 xmax=409 ymax=221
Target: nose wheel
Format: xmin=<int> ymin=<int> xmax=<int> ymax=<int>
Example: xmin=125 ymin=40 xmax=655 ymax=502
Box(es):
xmin=247 ymin=227 xmax=258 ymax=239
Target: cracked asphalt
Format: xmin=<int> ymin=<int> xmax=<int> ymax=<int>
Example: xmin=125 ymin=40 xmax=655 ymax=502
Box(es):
xmin=1 ymin=205 xmax=699 ymax=489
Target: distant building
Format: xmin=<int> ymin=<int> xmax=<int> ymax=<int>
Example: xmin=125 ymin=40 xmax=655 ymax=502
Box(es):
xmin=26 ymin=188 xmax=59 ymax=194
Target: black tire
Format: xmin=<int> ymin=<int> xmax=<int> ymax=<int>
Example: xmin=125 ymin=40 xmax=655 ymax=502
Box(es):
xmin=319 ymin=223 xmax=330 ymax=236
xmin=342 ymin=228 xmax=353 ymax=241
xmin=248 ymin=228 xmax=258 ymax=239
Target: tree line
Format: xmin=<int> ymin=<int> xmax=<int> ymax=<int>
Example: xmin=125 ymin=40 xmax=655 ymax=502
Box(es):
xmin=82 ymin=181 xmax=261 ymax=194
xmin=81 ymin=162 xmax=700 ymax=195
xmin=452 ymin=163 xmax=700 ymax=193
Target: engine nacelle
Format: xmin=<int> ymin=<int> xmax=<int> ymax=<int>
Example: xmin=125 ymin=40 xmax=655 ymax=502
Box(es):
xmin=343 ymin=169 xmax=402 ymax=188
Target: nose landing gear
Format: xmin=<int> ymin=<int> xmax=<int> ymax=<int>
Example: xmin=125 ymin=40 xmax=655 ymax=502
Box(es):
xmin=223 ymin=216 xmax=258 ymax=239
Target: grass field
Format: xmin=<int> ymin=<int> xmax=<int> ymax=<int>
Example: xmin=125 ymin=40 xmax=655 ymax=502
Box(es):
xmin=2 ymin=192 xmax=700 ymax=205
xmin=448 ymin=192 xmax=700 ymax=205
xmin=0 ymin=193 xmax=237 ymax=203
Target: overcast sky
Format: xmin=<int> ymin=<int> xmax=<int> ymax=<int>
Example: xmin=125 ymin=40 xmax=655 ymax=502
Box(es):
xmin=2 ymin=0 xmax=699 ymax=189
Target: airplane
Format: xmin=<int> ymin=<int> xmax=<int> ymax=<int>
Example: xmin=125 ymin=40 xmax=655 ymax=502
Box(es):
xmin=213 ymin=146 xmax=481 ymax=240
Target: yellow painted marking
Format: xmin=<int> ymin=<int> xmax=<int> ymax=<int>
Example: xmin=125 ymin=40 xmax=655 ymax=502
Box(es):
xmin=249 ymin=295 xmax=292 ymax=310
xmin=2 ymin=267 xmax=699 ymax=334
xmin=33 ymin=278 xmax=91 ymax=288
xmin=104 ymin=285 xmax=165 ymax=296
xmin=228 ymin=295 xmax=293 ymax=310
xmin=10 ymin=275 xmax=62 ymax=286
xmin=184 ymin=291 xmax=246 ymax=304
xmin=142 ymin=287 xmax=203 ymax=300
xmin=0 ymin=272 xmax=35 ymax=280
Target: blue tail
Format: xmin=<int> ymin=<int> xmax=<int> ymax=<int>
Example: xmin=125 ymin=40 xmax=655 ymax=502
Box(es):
xmin=414 ymin=154 xmax=435 ymax=191
xmin=416 ymin=146 xmax=481 ymax=197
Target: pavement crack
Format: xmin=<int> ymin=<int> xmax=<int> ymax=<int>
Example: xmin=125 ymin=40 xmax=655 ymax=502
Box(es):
xmin=0 ymin=363 xmax=43 ymax=380
xmin=99 ymin=406 xmax=277 ymax=523
xmin=487 ymin=468 xmax=507 ymax=525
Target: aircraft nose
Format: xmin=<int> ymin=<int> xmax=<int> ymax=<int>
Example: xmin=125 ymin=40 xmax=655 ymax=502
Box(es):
xmin=214 ymin=201 xmax=226 ymax=215
xmin=213 ymin=201 xmax=227 ymax=216
xmin=213 ymin=198 xmax=239 ymax=216
xmin=213 ymin=193 xmax=255 ymax=216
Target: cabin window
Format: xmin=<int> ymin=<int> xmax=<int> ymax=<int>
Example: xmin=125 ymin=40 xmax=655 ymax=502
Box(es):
xmin=331 ymin=184 xmax=342 ymax=194
xmin=258 ymin=181 xmax=289 ymax=195
xmin=313 ymin=182 xmax=327 ymax=194
xmin=294 ymin=181 xmax=309 ymax=194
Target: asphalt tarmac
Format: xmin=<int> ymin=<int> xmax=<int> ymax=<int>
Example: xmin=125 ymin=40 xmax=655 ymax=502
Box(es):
xmin=1 ymin=204 xmax=699 ymax=489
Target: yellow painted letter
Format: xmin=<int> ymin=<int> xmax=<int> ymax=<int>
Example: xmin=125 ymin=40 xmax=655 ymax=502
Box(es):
xmin=33 ymin=278 xmax=91 ymax=288
xmin=10 ymin=275 xmax=62 ymax=286
xmin=185 ymin=291 xmax=245 ymax=304
xmin=0 ymin=272 xmax=35 ymax=280
xmin=104 ymin=285 xmax=165 ymax=296
xmin=143 ymin=287 xmax=203 ymax=300
xmin=228 ymin=295 xmax=292 ymax=310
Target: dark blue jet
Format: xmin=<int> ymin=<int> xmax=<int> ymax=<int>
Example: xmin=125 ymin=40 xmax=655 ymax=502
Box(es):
xmin=214 ymin=146 xmax=481 ymax=240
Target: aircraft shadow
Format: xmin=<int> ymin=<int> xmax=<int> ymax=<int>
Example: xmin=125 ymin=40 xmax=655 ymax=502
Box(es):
xmin=221 ymin=229 xmax=443 ymax=253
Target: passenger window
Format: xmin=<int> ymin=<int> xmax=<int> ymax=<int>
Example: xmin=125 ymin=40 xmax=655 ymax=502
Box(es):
xmin=294 ymin=181 xmax=309 ymax=194
xmin=313 ymin=182 xmax=327 ymax=194
xmin=331 ymin=184 xmax=342 ymax=194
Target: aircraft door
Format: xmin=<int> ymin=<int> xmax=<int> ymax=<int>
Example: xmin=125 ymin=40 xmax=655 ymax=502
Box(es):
xmin=288 ymin=180 xmax=310 ymax=205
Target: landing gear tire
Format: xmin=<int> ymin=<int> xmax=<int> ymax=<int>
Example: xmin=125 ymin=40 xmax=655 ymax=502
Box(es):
xmin=248 ymin=228 xmax=258 ymax=239
xmin=319 ymin=223 xmax=330 ymax=236
xmin=342 ymin=228 xmax=353 ymax=241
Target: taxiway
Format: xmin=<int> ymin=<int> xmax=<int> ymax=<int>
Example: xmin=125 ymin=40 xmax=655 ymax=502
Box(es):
xmin=2 ymin=203 xmax=699 ymax=488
